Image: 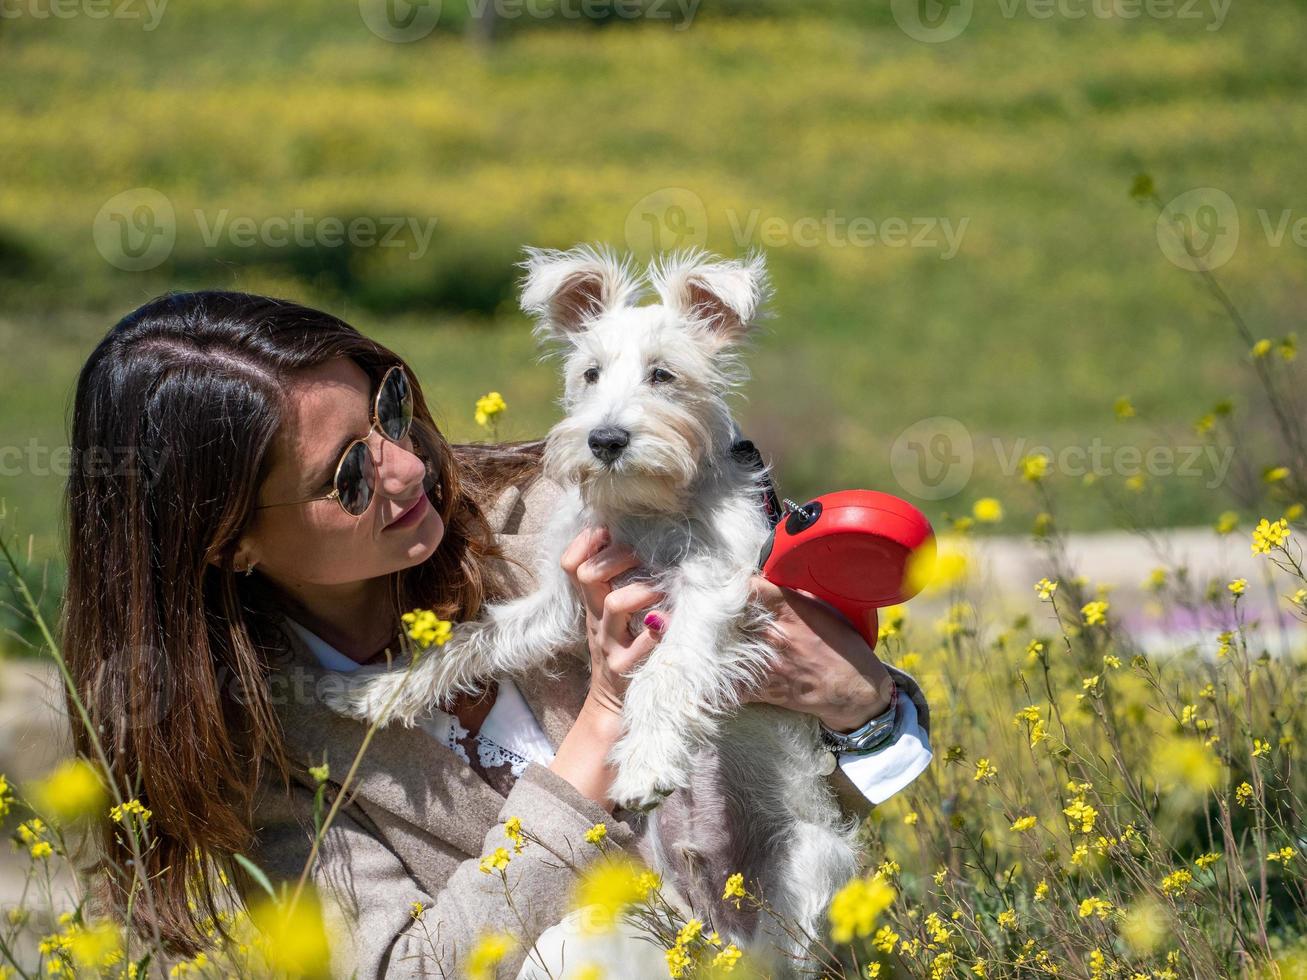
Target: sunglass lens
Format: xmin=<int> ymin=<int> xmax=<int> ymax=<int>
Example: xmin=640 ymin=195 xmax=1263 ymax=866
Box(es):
xmin=336 ymin=441 xmax=374 ymax=516
xmin=377 ymin=369 xmax=413 ymax=442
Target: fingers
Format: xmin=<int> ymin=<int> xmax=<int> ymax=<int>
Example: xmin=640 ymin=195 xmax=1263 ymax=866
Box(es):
xmin=560 ymin=526 xmax=609 ymax=576
xmin=748 ymin=574 xmax=786 ymax=610
xmin=608 ymin=622 xmax=664 ymax=676
xmin=601 ymin=582 xmax=666 ymax=644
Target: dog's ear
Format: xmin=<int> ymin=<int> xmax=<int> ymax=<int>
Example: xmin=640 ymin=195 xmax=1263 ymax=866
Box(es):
xmin=650 ymin=250 xmax=770 ymax=344
xmin=520 ymin=245 xmax=641 ymax=339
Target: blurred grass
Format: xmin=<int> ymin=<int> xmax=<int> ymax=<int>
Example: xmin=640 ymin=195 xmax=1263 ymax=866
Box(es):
xmin=1 ymin=0 xmax=1305 ymax=587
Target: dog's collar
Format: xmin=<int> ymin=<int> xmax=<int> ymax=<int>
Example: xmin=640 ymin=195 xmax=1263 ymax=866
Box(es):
xmin=729 ymin=438 xmax=783 ymax=530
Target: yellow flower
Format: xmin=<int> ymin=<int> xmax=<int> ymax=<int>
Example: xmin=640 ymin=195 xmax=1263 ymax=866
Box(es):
xmin=248 ymin=893 xmax=331 ymax=979
xmin=504 ymin=816 xmax=526 ymax=853
xmin=109 ymin=799 xmax=152 ymax=826
xmin=1152 ymin=735 xmax=1220 ymax=792
xmin=997 ymin=909 xmax=1018 ymax=930
xmin=583 ymin=822 xmax=607 ymax=845
xmin=1034 ymin=578 xmax=1058 ymax=600
xmin=401 ymin=609 xmax=454 ymax=648
xmin=1078 ymin=897 xmax=1113 ymax=919
xmin=1265 ymin=465 xmax=1290 ymax=483
xmin=1235 ymin=782 xmax=1254 ymax=806
xmin=1034 ymin=880 xmax=1049 ymax=901
xmin=903 ymin=810 xmax=919 ymax=826
xmin=665 ymin=943 xmax=691 ymax=979
xmin=475 ymin=391 xmax=508 ymax=427
xmin=866 ymin=964 xmax=882 ymax=978
xmin=1227 ymin=578 xmax=1247 ymax=596
xmin=30 ymin=841 xmax=53 ymax=860
xmin=972 ymin=498 xmax=1003 ymax=523
xmin=478 ymin=847 xmax=512 ymax=875
xmin=1081 ymin=600 xmax=1109 ymax=627
xmin=872 ymin=924 xmax=899 ymax=953
xmin=572 ymin=857 xmax=657 ymax=933
xmin=67 ymin=922 xmax=122 ymax=969
xmin=1145 ymin=567 xmax=1167 ymax=592
xmin=1160 ymin=869 xmax=1193 ymax=897
xmin=1251 ymin=518 xmax=1291 ymax=555
xmin=827 ymin=874 xmax=895 ymax=944
xmin=307 ymin=764 xmax=330 ymax=785
xmin=1114 ymin=396 xmax=1136 ymax=419
xmin=1063 ymin=799 xmax=1098 ymax=834
xmin=1279 ymin=335 xmax=1298 ymax=361
xmin=1252 ymin=339 xmax=1273 ymax=358
xmin=466 ymin=932 xmax=515 ymax=980
xmin=973 ymin=758 xmax=998 ymax=782
xmin=16 ymin=819 xmax=46 ymax=845
xmin=722 ymin=873 xmax=746 ymax=908
xmin=711 ymin=944 xmax=742 ymax=972
xmin=1216 ymin=511 xmax=1239 ymax=535
xmin=27 ymin=759 xmax=107 ymax=824
xmin=410 ymin=901 xmax=425 ymax=921
xmin=1010 ymin=815 xmax=1038 ymax=833
xmin=1268 ymin=846 xmax=1297 ymax=864
xmin=1020 ymin=453 xmax=1050 ymax=482
xmin=1253 ymin=738 xmax=1271 ymax=758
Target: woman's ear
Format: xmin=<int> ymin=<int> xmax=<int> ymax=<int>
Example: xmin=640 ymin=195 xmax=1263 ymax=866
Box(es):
xmin=650 ymin=250 xmax=771 ymax=345
xmin=519 ymin=244 xmax=642 ymax=340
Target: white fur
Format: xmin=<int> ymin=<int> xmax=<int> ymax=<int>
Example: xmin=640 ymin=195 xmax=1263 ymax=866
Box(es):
xmin=330 ymin=246 xmax=858 ymax=974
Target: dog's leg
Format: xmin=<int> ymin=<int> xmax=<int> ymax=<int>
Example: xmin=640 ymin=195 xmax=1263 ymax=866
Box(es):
xmin=607 ymin=562 xmax=773 ymax=811
xmin=329 ymin=556 xmax=585 ymax=726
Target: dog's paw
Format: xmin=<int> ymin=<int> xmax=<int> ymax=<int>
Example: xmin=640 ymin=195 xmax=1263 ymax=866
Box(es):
xmin=608 ymin=737 xmax=690 ymax=812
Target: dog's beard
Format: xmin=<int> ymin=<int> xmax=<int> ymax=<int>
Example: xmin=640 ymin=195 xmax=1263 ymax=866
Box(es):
xmin=544 ymin=421 xmax=710 ymax=517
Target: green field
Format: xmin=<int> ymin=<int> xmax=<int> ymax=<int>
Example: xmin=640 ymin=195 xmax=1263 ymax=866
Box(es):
xmin=2 ymin=0 xmax=1305 ymax=585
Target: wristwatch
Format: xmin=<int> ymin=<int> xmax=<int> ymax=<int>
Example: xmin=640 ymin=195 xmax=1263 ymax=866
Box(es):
xmin=819 ymin=684 xmax=900 ymax=756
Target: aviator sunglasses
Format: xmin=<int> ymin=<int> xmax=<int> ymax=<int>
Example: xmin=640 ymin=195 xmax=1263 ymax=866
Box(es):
xmin=256 ymin=365 xmax=416 ymax=517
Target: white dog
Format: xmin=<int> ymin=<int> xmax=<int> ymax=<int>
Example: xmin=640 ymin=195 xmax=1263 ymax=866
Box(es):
xmin=338 ymin=246 xmax=860 ymax=973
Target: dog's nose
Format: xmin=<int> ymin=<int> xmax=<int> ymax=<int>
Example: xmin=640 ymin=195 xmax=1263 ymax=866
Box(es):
xmin=588 ymin=426 xmax=630 ymax=463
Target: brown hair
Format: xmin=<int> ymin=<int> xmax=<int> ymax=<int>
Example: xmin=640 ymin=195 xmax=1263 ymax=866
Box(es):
xmin=61 ymin=290 xmax=543 ymax=951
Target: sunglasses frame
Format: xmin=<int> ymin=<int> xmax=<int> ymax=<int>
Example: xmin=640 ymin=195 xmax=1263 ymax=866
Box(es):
xmin=255 ymin=364 xmax=415 ymax=517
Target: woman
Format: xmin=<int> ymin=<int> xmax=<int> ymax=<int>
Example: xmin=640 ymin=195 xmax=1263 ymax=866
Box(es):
xmin=62 ymin=290 xmax=932 ymax=977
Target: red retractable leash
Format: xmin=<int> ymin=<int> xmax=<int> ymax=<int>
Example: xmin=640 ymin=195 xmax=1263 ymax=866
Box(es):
xmin=757 ymin=490 xmax=936 ymax=648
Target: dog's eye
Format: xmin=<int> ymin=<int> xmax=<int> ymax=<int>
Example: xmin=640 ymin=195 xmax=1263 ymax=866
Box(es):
xmin=583 ymin=367 xmax=600 ymax=384
xmin=649 ymin=367 xmax=676 ymax=385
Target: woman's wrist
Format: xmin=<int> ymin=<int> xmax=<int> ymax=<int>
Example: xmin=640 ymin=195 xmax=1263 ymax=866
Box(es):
xmin=547 ymin=695 xmax=627 ymax=811
xmin=819 ymin=675 xmax=895 ymax=733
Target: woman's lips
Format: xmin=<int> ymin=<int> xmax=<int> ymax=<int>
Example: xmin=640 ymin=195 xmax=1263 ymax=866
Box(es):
xmin=385 ymin=492 xmax=430 ymax=530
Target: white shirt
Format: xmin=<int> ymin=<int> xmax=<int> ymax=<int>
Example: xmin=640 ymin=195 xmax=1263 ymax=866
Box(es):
xmin=289 ymin=618 xmax=932 ymax=805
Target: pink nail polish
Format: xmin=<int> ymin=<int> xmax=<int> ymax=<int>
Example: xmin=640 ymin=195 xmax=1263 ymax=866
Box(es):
xmin=644 ymin=612 xmax=665 ymax=632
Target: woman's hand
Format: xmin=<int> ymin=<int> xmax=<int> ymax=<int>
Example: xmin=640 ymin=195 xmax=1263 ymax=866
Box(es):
xmin=559 ymin=526 xmax=667 ymax=717
xmin=547 ymin=526 xmax=666 ymax=811
xmin=744 ymin=576 xmax=895 ymax=733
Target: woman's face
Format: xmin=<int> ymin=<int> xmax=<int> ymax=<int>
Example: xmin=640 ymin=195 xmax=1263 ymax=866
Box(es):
xmin=239 ymin=357 xmax=444 ymax=587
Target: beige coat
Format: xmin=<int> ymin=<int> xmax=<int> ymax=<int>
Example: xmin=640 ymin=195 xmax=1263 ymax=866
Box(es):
xmin=249 ymin=475 xmax=927 ymax=978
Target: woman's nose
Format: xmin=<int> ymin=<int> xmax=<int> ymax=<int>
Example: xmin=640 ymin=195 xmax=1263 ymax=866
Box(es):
xmin=371 ymin=432 xmax=427 ymax=497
